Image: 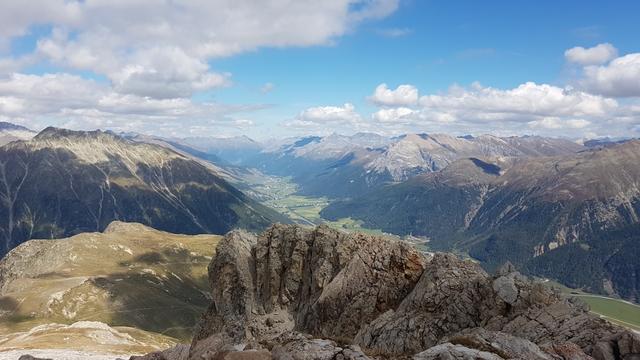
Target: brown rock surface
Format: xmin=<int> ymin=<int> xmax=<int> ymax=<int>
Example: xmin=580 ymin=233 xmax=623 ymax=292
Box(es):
xmin=138 ymin=224 xmax=640 ymax=360
xmin=193 ymin=224 xmax=427 ymax=346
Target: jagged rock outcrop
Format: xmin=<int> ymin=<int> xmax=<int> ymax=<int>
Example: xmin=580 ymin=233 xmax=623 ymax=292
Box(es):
xmin=193 ymin=224 xmax=427 ymax=345
xmin=137 ymin=224 xmax=640 ymax=360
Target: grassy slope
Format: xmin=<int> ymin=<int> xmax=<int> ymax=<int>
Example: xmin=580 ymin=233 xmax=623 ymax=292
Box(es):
xmin=0 ymin=222 xmax=221 ymax=352
xmin=576 ymin=295 xmax=640 ymax=331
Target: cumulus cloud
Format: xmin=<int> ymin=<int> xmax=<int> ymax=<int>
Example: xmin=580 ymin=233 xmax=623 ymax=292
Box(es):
xmin=0 ymin=72 xmax=262 ymax=135
xmin=2 ymin=0 xmax=400 ymax=75
xmin=370 ymin=83 xmax=419 ymax=106
xmin=284 ymin=103 xmax=369 ymax=133
xmin=0 ymin=0 xmax=400 ymax=135
xmin=578 ymin=53 xmax=640 ymax=97
xmin=419 ymin=82 xmax=616 ymax=118
xmin=372 ymin=107 xmax=417 ymax=123
xmin=565 ymin=43 xmax=618 ymax=65
xmin=109 ymin=48 xmax=231 ymax=99
xmin=286 ymin=77 xmax=639 ymax=138
xmin=364 ymin=81 xmax=638 ymax=137
xmin=296 ymin=103 xmax=361 ymax=124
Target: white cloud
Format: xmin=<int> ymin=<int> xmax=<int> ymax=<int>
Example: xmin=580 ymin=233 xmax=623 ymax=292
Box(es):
xmin=0 ymin=0 xmax=81 ymax=51
xmin=36 ymin=29 xmax=230 ymax=99
xmin=370 ymin=83 xmax=419 ymax=106
xmin=0 ymin=0 xmax=400 ymax=135
xmin=0 ymin=72 xmax=261 ymax=135
xmin=2 ymin=0 xmax=400 ymax=81
xmin=297 ymin=103 xmax=361 ymax=124
xmin=286 ymin=79 xmax=639 ymax=138
xmin=284 ymin=103 xmax=369 ymax=133
xmin=528 ymin=118 xmax=591 ymax=130
xmin=233 ymin=119 xmax=255 ymax=128
xmin=565 ymin=43 xmax=618 ymax=65
xmin=419 ymin=82 xmax=616 ymax=118
xmin=372 ymin=107 xmax=416 ymax=123
xmin=578 ymin=53 xmax=640 ymax=97
xmin=111 ymin=48 xmax=231 ymax=99
xmin=364 ymin=81 xmax=637 ymax=137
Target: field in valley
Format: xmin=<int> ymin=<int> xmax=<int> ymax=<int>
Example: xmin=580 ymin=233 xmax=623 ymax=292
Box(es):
xmin=544 ymin=280 xmax=640 ymax=331
xmin=573 ymin=295 xmax=640 ymax=331
xmin=242 ymin=173 xmax=386 ymax=235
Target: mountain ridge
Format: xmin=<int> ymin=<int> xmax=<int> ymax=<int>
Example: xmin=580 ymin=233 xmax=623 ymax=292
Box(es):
xmin=0 ymin=127 xmax=286 ymax=257
xmin=321 ymin=140 xmax=640 ymax=300
xmin=0 ymin=122 xmax=36 ymax=146
xmin=199 ymin=132 xmax=584 ymax=198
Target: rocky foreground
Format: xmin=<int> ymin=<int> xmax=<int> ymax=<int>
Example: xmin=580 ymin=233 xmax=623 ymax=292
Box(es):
xmin=126 ymin=224 xmax=639 ymax=360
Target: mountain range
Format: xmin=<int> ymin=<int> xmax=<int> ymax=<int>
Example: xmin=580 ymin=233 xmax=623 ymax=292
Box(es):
xmin=177 ymin=132 xmax=584 ymax=198
xmin=0 ymin=126 xmax=285 ymax=257
xmin=2 ymin=123 xmax=637 ymax=301
xmin=322 ymin=141 xmax=640 ymax=301
xmin=1 ymin=121 xmax=639 ymax=358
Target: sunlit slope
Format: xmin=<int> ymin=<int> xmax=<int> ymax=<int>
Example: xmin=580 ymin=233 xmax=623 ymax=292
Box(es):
xmin=0 ymin=221 xmax=221 ymax=343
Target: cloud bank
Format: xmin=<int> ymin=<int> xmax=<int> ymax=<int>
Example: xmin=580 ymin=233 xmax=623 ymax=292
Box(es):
xmin=0 ymin=0 xmax=400 ymax=135
xmin=292 ymin=44 xmax=640 ymax=138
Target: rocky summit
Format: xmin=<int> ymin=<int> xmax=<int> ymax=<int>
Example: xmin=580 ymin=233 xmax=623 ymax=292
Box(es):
xmin=132 ymin=224 xmax=640 ymax=360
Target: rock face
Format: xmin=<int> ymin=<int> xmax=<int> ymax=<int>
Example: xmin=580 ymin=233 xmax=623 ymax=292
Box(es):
xmin=137 ymin=224 xmax=640 ymax=360
xmin=193 ymin=224 xmax=426 ymax=345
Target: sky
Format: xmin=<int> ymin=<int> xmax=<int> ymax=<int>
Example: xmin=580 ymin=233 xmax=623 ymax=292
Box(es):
xmin=0 ymin=0 xmax=639 ymax=140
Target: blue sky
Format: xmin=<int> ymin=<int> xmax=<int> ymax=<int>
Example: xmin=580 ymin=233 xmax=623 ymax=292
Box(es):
xmin=212 ymin=1 xmax=640 ymax=126
xmin=0 ymin=0 xmax=639 ymax=139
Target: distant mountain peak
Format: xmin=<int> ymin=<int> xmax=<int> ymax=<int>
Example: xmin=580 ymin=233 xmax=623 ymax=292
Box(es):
xmin=34 ymin=126 xmax=116 ymax=141
xmin=0 ymin=121 xmax=36 ymax=146
xmin=0 ymin=121 xmax=32 ymax=132
xmin=16 ymin=126 xmax=183 ymax=168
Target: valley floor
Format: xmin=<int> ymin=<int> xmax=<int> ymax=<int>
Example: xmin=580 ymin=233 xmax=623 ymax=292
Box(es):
xmin=544 ymin=280 xmax=640 ymax=332
xmin=572 ymin=295 xmax=640 ymax=332
xmin=241 ymin=173 xmax=386 ymax=235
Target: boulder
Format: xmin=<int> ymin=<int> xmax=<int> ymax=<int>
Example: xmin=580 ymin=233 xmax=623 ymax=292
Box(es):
xmin=446 ymin=328 xmax=554 ymax=360
xmin=129 ymin=344 xmax=190 ymax=360
xmin=412 ymin=343 xmax=505 ymax=360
